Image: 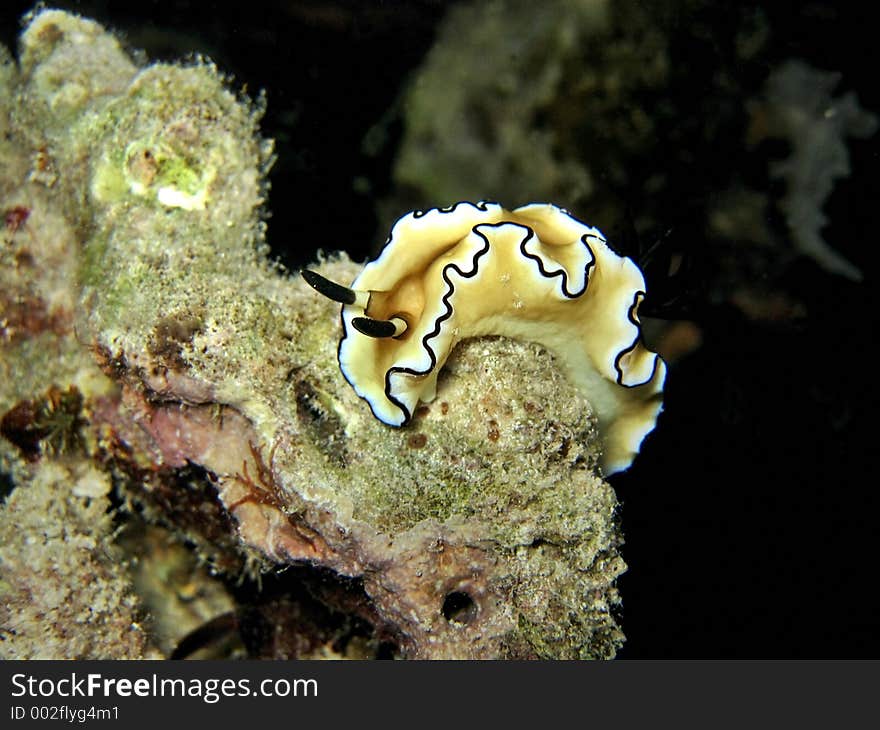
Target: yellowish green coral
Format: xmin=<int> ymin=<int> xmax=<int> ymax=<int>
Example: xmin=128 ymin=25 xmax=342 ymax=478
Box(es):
xmin=1 ymin=8 xmax=627 ymax=659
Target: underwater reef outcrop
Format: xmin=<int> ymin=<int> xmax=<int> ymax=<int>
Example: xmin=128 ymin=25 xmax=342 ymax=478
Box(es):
xmin=1 ymin=9 xmax=625 ymax=659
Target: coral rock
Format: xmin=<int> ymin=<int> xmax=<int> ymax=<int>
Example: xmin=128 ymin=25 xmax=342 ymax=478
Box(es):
xmin=1 ymin=9 xmax=626 ymax=659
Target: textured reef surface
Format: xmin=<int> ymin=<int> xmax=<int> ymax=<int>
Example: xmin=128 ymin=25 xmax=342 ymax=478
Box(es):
xmin=1 ymin=9 xmax=625 ymax=659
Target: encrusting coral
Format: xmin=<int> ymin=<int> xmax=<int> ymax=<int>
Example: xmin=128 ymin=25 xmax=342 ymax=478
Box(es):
xmin=1 ymin=9 xmax=627 ymax=658
xmin=0 ymin=461 xmax=150 ymax=659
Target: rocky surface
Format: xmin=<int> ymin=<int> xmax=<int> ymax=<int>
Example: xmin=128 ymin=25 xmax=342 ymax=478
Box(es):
xmin=0 ymin=9 xmax=625 ymax=659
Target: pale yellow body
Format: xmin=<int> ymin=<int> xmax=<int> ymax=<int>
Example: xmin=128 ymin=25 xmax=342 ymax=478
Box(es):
xmin=339 ymin=202 xmax=665 ymax=474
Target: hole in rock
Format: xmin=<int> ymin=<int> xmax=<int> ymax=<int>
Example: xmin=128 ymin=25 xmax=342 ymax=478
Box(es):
xmin=442 ymin=591 xmax=477 ymax=626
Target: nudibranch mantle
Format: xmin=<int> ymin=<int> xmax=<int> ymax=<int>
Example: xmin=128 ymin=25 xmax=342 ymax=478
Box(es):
xmin=307 ymin=202 xmax=665 ymax=474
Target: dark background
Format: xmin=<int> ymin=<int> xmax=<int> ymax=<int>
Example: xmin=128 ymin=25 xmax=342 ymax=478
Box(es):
xmin=2 ymin=1 xmax=877 ymax=659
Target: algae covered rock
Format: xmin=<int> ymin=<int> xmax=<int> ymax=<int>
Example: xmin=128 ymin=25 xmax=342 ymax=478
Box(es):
xmin=0 ymin=461 xmax=149 ymax=659
xmin=1 ymin=8 xmax=626 ymax=659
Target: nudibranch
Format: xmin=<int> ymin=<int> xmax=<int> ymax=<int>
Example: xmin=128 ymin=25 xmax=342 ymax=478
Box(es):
xmin=303 ymin=202 xmax=666 ymax=474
